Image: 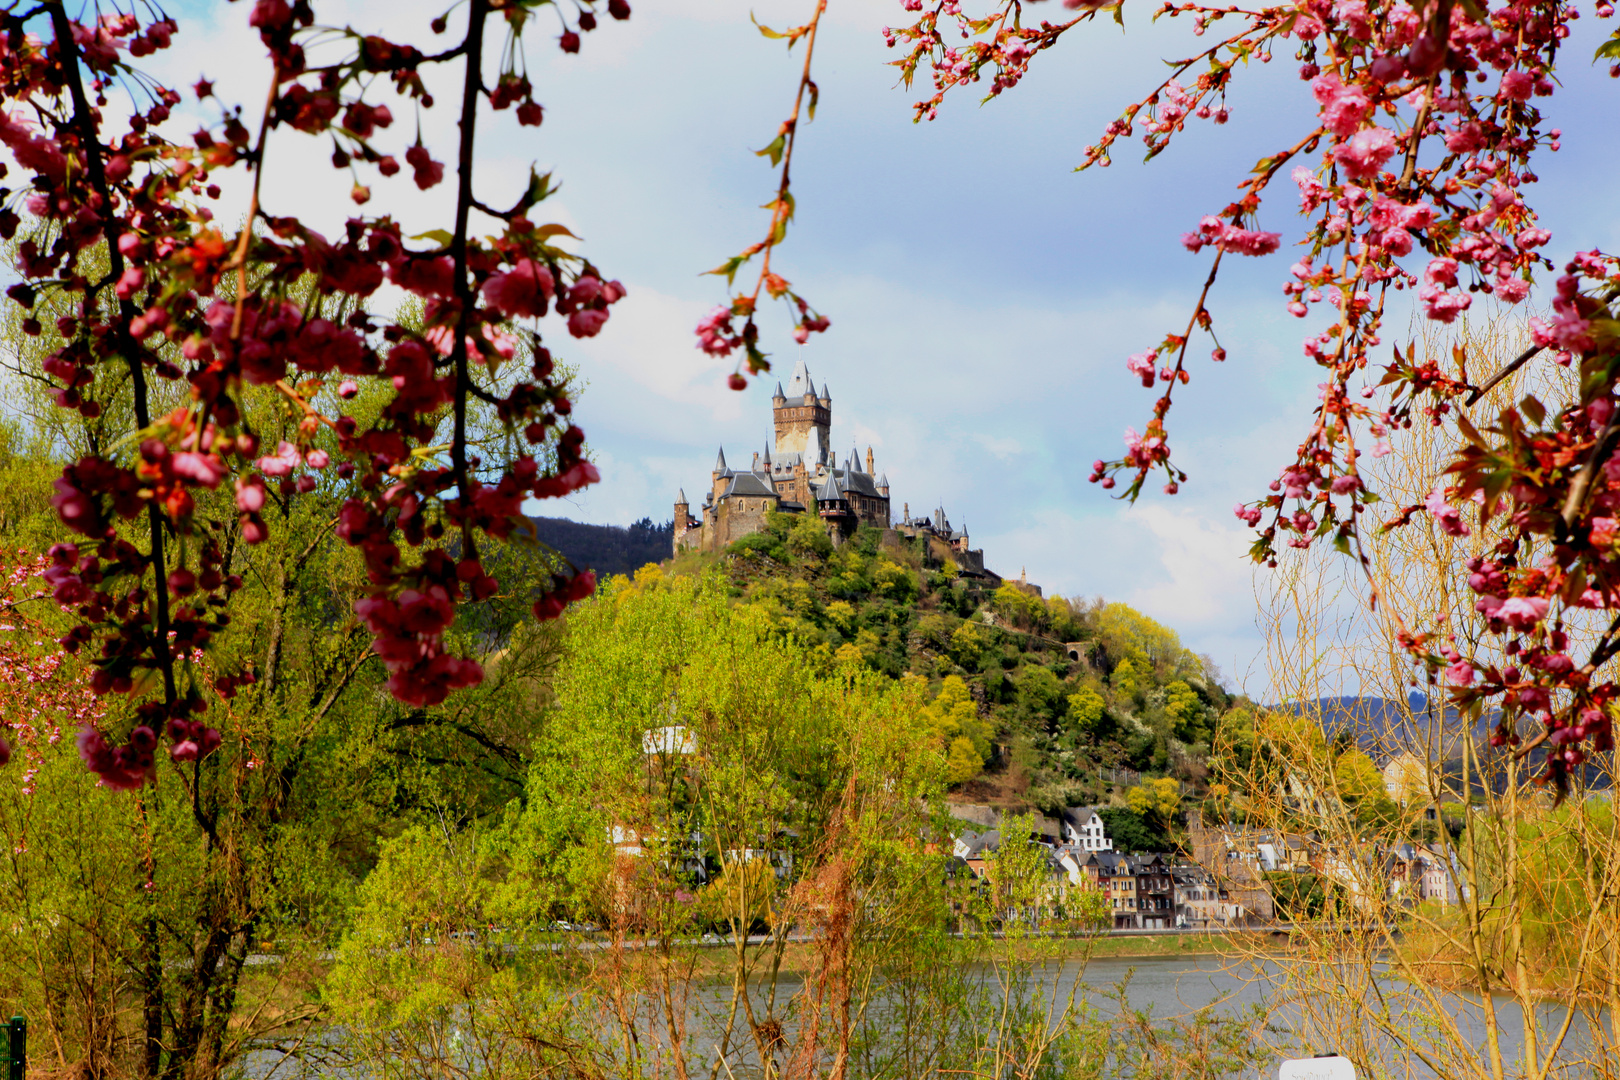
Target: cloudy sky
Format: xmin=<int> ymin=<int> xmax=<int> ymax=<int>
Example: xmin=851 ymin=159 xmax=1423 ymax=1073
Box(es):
xmin=140 ymin=1 xmax=1620 ymax=695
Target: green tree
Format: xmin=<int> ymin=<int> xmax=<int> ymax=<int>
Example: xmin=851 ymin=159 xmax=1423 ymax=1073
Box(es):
xmin=1066 ymin=685 xmax=1107 ymax=740
xmin=1111 ymin=657 xmax=1141 ymax=701
xmin=1163 ymin=680 xmax=1210 ymax=744
xmin=1333 ymin=749 xmax=1384 ymax=804
xmin=923 ymin=675 xmax=993 ymax=781
xmin=1126 ymin=777 xmax=1183 ymax=831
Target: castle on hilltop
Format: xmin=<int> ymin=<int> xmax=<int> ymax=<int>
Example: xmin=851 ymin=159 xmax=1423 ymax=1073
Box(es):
xmin=672 ymin=359 xmax=1002 ymax=586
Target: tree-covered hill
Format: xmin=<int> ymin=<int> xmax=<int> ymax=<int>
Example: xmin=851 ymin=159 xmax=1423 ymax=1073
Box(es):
xmin=641 ymin=510 xmax=1254 ymax=846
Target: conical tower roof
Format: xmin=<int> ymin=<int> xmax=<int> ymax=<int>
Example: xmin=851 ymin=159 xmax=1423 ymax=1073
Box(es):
xmin=714 ymin=447 xmax=728 ymax=474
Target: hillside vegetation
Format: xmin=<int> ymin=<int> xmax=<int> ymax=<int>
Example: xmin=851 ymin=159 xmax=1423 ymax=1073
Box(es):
xmin=650 ymin=511 xmax=1252 ymax=849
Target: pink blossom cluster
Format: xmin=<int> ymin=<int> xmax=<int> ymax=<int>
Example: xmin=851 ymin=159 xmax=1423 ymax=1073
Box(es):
xmin=1180 ymin=215 xmax=1282 ymax=257
xmin=0 ymin=0 xmax=635 ymax=790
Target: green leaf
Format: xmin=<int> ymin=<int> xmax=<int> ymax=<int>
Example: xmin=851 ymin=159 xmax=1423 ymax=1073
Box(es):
xmin=408 ymin=229 xmax=454 ymax=247
xmin=533 ymin=224 xmax=579 ymax=242
xmin=755 ymin=134 xmax=787 ymax=167
xmin=519 ymin=168 xmax=557 ymax=210
xmin=807 ymin=80 xmax=820 ymax=122
xmin=751 ymin=13 xmax=786 ymax=39
xmin=1520 ymin=393 xmax=1547 ymax=427
xmin=1332 ymin=531 xmax=1351 ymax=555
xmin=703 ymin=255 xmax=749 ymax=286
xmin=1597 ymin=35 xmax=1620 ymax=61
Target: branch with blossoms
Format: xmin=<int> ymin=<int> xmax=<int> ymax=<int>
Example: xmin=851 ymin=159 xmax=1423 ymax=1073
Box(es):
xmin=0 ymin=0 xmax=632 ymax=792
xmin=893 ymin=0 xmax=1620 ymax=792
xmin=0 ymin=555 xmax=107 ymax=791
xmin=696 ymin=1 xmax=831 ymax=387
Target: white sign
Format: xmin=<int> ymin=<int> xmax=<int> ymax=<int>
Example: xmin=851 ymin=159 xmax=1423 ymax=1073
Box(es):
xmin=1279 ymin=1056 xmax=1357 ymax=1080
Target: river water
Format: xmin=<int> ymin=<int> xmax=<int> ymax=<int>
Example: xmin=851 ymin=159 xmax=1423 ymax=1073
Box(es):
xmin=244 ymin=951 xmax=1614 ymax=1080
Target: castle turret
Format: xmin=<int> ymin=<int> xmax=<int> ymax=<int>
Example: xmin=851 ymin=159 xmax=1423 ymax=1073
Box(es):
xmin=879 ymin=473 xmax=890 ymax=498
xmin=819 ymin=383 xmax=831 ymax=409
xmin=866 ymin=447 xmax=875 ymax=476
xmin=772 ymin=381 xmax=786 ymax=406
xmin=712 ymin=448 xmax=730 ymax=502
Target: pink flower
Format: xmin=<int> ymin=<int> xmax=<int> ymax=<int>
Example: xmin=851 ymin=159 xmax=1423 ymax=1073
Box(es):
xmin=1293 ymin=166 xmax=1329 ymax=212
xmin=1419 ymin=284 xmax=1471 ymax=323
xmin=1424 ymin=484 xmax=1470 ymax=536
xmin=388 ymin=255 xmax=457 ymax=298
xmin=1498 ymin=596 xmax=1549 ymax=630
xmin=1424 ymin=258 xmax=1458 ymax=288
xmin=1126 ymin=351 xmax=1156 ymax=386
xmin=1590 ymin=517 xmax=1617 ymax=547
xmin=1499 ymin=70 xmax=1535 ymax=102
xmin=482 ymin=258 xmax=555 ymax=318
xmin=404 ymin=144 xmax=444 ymax=190
xmin=1332 ymin=126 xmax=1397 ymax=180
xmin=0 ymin=111 xmax=67 ymax=182
xmin=114 ymin=267 xmax=145 ymax=300
xmin=568 ymin=308 xmax=608 ymax=338
xmin=1494 ymin=277 xmax=1530 ymax=303
xmin=256 ymin=441 xmax=300 ymax=478
xmin=235 ymin=475 xmax=266 ymax=514
xmin=1444 ymin=659 xmax=1475 ymax=686
xmin=1311 ymin=73 xmax=1371 ymax=139
xmin=170 ymin=452 xmax=225 ymax=489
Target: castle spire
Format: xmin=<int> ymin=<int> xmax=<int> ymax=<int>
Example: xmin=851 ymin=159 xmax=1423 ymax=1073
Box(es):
xmin=714 ymin=447 xmax=728 ymax=474
xmin=787 ymin=357 xmax=813 ymax=401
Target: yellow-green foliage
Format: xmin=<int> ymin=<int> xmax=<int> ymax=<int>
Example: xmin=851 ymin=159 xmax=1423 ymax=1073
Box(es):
xmin=1095 ymin=602 xmax=1200 ymax=679
xmin=923 ymin=675 xmax=993 ymax=781
xmin=949 ymin=620 xmax=985 ymax=666
xmin=1066 ymin=685 xmax=1107 ymax=737
xmin=1333 ymin=749 xmax=1383 ymax=803
xmin=1126 ymin=777 xmax=1183 ymax=827
xmin=992 ymin=583 xmax=1047 ymax=628
xmin=1110 ymin=657 xmax=1141 ymax=700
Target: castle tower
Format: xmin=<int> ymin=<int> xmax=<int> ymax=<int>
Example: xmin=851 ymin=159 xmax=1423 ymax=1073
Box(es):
xmin=773 ymin=358 xmax=831 ymax=461
xmin=675 ymin=488 xmax=689 ymax=527
xmin=712 ymin=447 xmax=730 ymax=502
xmin=866 ymin=447 xmax=874 ymax=476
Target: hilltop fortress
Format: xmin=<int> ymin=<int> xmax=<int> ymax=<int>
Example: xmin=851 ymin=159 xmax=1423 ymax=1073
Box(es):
xmin=673 ymin=360 xmax=1010 ymax=587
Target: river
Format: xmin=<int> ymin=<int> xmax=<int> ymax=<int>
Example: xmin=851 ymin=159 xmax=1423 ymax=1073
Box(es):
xmin=243 ymin=952 xmax=1613 ymax=1080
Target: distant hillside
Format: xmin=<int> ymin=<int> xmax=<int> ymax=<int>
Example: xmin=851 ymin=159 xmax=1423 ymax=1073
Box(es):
xmin=527 ymin=516 xmax=673 ymax=579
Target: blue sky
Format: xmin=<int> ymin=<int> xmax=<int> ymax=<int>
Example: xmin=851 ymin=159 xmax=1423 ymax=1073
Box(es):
xmin=131 ymin=1 xmax=1620 ymax=694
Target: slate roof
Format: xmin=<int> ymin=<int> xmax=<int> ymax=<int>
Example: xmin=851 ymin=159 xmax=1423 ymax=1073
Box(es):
xmin=839 ymin=469 xmax=885 ymax=498
xmin=723 ymin=472 xmax=779 ymax=499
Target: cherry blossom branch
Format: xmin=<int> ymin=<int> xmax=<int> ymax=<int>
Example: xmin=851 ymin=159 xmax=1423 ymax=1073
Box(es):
xmin=696 ymin=1 xmax=829 ymax=384
xmin=44 ymin=0 xmax=177 ymax=708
